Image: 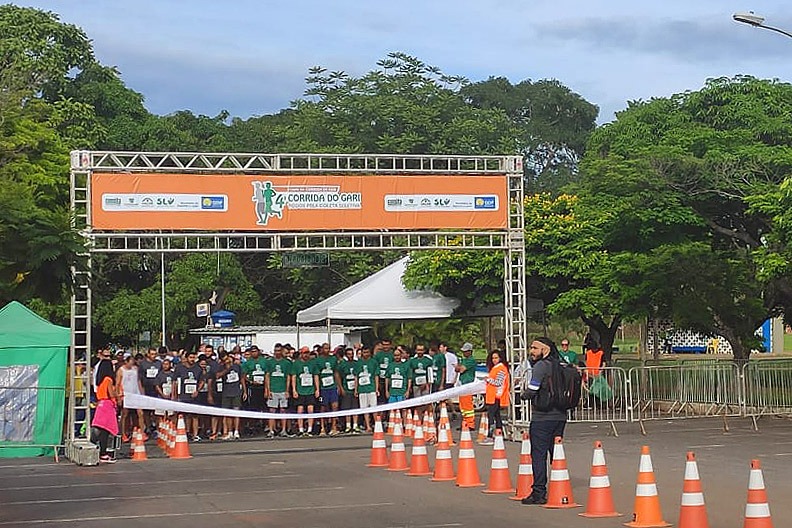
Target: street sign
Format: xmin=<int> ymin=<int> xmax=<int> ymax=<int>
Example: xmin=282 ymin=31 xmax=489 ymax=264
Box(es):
xmin=196 ymin=303 xmax=210 ymax=317
xmin=282 ymin=252 xmax=330 ymax=268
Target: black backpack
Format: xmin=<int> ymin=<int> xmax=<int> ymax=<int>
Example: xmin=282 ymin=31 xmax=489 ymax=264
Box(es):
xmin=551 ymin=356 xmax=583 ymax=411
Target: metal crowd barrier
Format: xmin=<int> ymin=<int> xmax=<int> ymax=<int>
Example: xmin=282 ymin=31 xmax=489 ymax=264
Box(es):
xmin=743 ymin=360 xmax=792 ymax=426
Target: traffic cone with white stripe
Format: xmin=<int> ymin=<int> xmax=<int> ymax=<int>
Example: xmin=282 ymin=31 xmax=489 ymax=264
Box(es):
xmin=157 ymin=419 xmax=165 ymax=450
xmin=477 ymin=413 xmax=489 ymax=444
xmin=431 ymin=424 xmax=456 ymax=481
xmin=424 ymin=411 xmax=437 ymax=444
xmin=169 ymin=414 xmax=192 ymax=459
xmin=367 ymin=415 xmax=389 ymax=467
xmin=406 ymin=418 xmax=432 ymax=476
xmin=580 ymin=441 xmax=620 ymax=517
xmin=455 ymin=425 xmax=484 ymax=487
xmin=678 ymin=451 xmax=708 ymax=528
xmin=405 ymin=409 xmax=414 ymax=439
xmin=483 ymin=429 xmax=515 ymax=494
xmin=166 ymin=419 xmax=175 ymax=456
xmin=387 ymin=410 xmax=395 ymax=436
xmin=624 ymin=445 xmax=670 ymax=527
xmin=545 ymin=436 xmax=580 ymax=509
xmin=387 ymin=421 xmax=409 ymax=471
xmin=439 ymin=403 xmax=455 ymax=446
xmin=743 ymin=459 xmax=773 ymax=528
xmin=130 ymin=428 xmax=148 ymax=461
xmin=510 ymin=432 xmax=534 ymax=501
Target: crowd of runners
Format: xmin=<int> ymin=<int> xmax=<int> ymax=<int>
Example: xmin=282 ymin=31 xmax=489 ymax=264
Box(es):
xmin=103 ymin=339 xmax=487 ymax=443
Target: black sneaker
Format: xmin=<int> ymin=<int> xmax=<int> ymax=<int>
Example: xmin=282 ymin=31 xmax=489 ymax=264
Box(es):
xmin=521 ymin=494 xmax=547 ymax=505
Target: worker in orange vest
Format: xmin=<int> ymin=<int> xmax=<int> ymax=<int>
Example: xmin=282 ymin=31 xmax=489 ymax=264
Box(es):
xmin=481 ymin=349 xmax=510 ymax=446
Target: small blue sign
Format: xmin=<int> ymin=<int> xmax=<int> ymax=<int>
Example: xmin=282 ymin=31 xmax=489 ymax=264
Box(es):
xmin=201 ymin=196 xmax=226 ymax=210
xmin=474 ymin=196 xmax=497 ymax=209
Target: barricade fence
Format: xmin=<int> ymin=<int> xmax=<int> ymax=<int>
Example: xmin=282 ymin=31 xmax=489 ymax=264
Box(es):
xmin=510 ymin=359 xmax=792 ymax=436
xmin=0 ymin=386 xmax=67 ymax=452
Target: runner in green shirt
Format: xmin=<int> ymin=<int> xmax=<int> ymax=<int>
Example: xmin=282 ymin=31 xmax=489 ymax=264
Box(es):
xmin=266 ymin=346 xmax=291 ymax=437
xmin=242 ymin=347 xmax=269 ymax=413
xmin=315 ymin=349 xmax=340 ymax=436
xmin=559 ymin=339 xmax=578 ymax=365
xmin=336 ymin=349 xmax=359 ymax=433
xmin=385 ymin=348 xmax=412 ymax=402
xmin=291 ymin=347 xmax=319 ymax=436
xmin=355 ymin=346 xmax=379 ymax=433
xmin=374 ymin=342 xmax=394 ymax=404
xmin=431 ymin=347 xmax=446 ymax=392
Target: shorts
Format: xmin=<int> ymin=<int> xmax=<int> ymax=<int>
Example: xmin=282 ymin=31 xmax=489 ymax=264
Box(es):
xmin=320 ymin=388 xmax=339 ymax=405
xmin=221 ymin=394 xmax=242 ymax=409
xmin=412 ymin=385 xmax=431 ymax=398
xmin=444 ymin=383 xmax=455 ymax=390
xmin=358 ymin=392 xmax=377 ymax=409
xmin=144 ymin=388 xmax=158 ymax=398
xmin=340 ymin=392 xmax=356 ymax=411
xmin=388 ymin=395 xmax=405 ymax=404
xmin=196 ymin=392 xmax=209 ymax=406
xmin=294 ymin=394 xmax=317 ymax=408
xmin=267 ymin=392 xmax=289 ymax=409
xmin=247 ymin=388 xmax=265 ymax=411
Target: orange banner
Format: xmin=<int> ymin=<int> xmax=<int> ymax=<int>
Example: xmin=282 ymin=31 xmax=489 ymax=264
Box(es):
xmin=91 ymin=173 xmax=508 ymax=231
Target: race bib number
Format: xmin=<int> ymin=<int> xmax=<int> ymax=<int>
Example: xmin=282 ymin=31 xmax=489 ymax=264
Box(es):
xmin=162 ymin=384 xmax=171 ymax=397
xmin=346 ymin=374 xmax=356 ymax=391
xmin=391 ymin=377 xmax=403 ymax=389
xmin=216 ymin=381 xmax=223 ymax=392
xmin=253 ymin=374 xmax=265 ymax=384
xmin=415 ymin=375 xmax=427 ymax=386
xmin=359 ymin=373 xmax=371 ymax=386
xmin=184 ymin=382 xmax=197 ymax=394
xmin=321 ymin=376 xmax=334 ymax=387
xmin=146 ymin=367 xmax=158 ymax=378
xmin=226 ymin=371 xmax=239 ymax=383
xmin=300 ymin=372 xmax=313 ymax=387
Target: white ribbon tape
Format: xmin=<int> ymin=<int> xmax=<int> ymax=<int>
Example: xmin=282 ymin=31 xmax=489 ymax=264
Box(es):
xmin=124 ymin=381 xmax=486 ymax=421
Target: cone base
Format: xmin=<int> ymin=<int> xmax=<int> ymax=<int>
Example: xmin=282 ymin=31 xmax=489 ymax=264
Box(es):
xmin=544 ymin=503 xmax=581 ymax=509
xmin=483 ymin=488 xmax=516 ymax=494
xmin=407 ymin=471 xmax=433 ymax=477
xmin=509 ymin=494 xmax=530 ymax=501
xmin=456 ymin=482 xmax=485 ymax=487
xmin=169 ymin=454 xmax=192 ymax=460
xmin=580 ymin=511 xmax=622 ymax=518
xmin=367 ymin=462 xmax=389 ymax=468
xmin=387 ymin=467 xmax=409 ymax=471
xmin=623 ymin=521 xmax=671 ymax=528
xmin=131 ymin=457 xmax=148 ymax=462
xmin=431 ymin=475 xmax=456 ymax=482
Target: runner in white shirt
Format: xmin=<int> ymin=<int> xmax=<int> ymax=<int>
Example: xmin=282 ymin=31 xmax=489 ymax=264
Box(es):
xmin=116 ymin=354 xmax=146 ymax=442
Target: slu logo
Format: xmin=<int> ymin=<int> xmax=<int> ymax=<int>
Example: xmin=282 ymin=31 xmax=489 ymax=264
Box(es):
xmin=252 ymin=181 xmax=286 ymax=226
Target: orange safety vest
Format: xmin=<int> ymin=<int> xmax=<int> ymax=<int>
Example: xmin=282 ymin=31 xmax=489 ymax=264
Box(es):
xmin=585 ymin=349 xmax=604 ymax=378
xmin=485 ymin=363 xmax=510 ymax=407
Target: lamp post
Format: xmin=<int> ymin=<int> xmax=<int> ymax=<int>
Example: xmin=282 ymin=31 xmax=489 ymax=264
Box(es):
xmin=733 ymin=12 xmax=792 ymax=39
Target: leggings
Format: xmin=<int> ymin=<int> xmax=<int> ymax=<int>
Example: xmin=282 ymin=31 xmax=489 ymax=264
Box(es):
xmin=487 ymin=400 xmax=504 ymax=435
xmin=95 ymin=428 xmax=111 ymax=456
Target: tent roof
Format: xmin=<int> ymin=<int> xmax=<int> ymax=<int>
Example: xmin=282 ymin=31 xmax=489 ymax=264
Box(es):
xmin=297 ymin=257 xmax=460 ymax=323
xmin=0 ymin=301 xmax=70 ymax=348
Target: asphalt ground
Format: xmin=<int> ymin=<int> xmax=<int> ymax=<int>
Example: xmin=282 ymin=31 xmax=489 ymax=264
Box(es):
xmin=0 ymin=416 xmax=790 ymax=528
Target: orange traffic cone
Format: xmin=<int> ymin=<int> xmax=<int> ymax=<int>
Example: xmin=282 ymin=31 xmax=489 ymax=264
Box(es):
xmin=130 ymin=428 xmax=148 ymax=461
xmin=455 ymin=425 xmax=484 ymax=487
xmin=169 ymin=414 xmax=192 ymax=459
xmin=406 ymin=419 xmax=432 ymax=476
xmin=510 ymin=432 xmax=534 ymax=501
xmin=483 ymin=429 xmax=514 ymax=494
xmin=624 ymin=446 xmax=670 ymax=527
xmin=477 ymin=414 xmax=489 ymax=444
xmin=367 ymin=415 xmax=389 ymax=467
xmin=387 ymin=421 xmax=409 ymax=471
xmin=405 ymin=409 xmax=414 ymax=439
xmin=439 ymin=404 xmax=455 ymax=446
xmin=743 ymin=459 xmax=773 ymax=528
xmin=580 ymin=441 xmax=620 ymax=517
xmin=156 ymin=419 xmax=165 ymax=450
xmin=545 ymin=436 xmax=580 ymax=509
xmin=431 ymin=425 xmax=456 ymax=482
xmin=387 ymin=410 xmax=395 ymax=436
xmin=165 ymin=420 xmax=174 ymax=455
xmin=424 ymin=411 xmax=437 ymax=444
xmin=678 ymin=452 xmax=708 ymax=528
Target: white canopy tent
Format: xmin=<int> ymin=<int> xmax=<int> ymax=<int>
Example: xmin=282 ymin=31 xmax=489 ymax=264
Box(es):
xmin=296 ymin=256 xmax=460 ymax=324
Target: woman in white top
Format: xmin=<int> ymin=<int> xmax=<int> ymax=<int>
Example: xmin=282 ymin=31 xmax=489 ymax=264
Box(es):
xmin=116 ymin=354 xmax=146 ymax=442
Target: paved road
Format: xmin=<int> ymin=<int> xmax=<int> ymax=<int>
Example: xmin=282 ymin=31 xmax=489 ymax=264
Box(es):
xmin=0 ymin=417 xmax=789 ymax=527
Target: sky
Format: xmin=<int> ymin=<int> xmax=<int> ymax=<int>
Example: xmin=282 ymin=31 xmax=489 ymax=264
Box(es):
xmin=15 ymin=1 xmax=792 ymax=123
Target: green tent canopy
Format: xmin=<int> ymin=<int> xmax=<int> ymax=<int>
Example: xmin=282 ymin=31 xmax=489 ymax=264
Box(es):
xmin=0 ymin=301 xmax=69 ymax=457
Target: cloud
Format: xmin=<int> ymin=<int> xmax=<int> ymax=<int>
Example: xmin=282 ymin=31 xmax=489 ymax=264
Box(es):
xmin=535 ymin=16 xmax=792 ymax=63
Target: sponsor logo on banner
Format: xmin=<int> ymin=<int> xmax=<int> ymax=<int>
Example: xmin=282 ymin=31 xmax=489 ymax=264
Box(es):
xmin=101 ymin=194 xmax=228 ymax=212
xmin=251 ymin=181 xmax=362 ymax=226
xmin=384 ymin=194 xmax=499 ymax=212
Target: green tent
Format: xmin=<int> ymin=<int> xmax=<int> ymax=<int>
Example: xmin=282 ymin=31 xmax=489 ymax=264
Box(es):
xmin=0 ymin=301 xmax=69 ymax=457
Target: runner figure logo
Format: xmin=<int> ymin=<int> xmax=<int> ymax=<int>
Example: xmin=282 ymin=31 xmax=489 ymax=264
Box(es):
xmin=252 ymin=181 xmax=285 ymax=226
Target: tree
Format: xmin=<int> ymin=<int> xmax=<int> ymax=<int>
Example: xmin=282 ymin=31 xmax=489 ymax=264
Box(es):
xmin=578 ymin=76 xmax=792 ymax=361
xmin=461 ymin=77 xmax=599 ymax=191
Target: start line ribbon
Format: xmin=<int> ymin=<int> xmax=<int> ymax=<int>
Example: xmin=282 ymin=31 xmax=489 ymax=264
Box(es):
xmin=124 ymin=380 xmax=486 ymax=421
